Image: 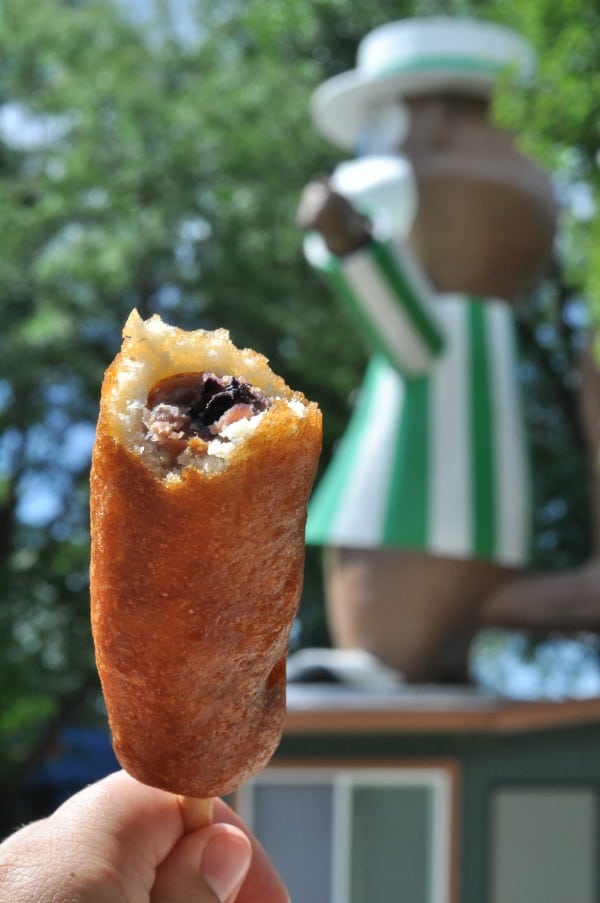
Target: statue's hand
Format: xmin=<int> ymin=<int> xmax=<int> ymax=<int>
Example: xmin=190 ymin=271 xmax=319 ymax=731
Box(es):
xmin=297 ymin=179 xmax=371 ymax=255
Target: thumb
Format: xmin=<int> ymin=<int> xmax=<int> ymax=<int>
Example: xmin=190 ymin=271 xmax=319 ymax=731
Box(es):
xmin=151 ymin=823 xmax=252 ymax=903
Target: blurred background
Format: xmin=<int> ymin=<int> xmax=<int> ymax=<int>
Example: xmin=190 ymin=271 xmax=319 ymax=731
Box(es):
xmin=1 ymin=0 xmax=600 ymax=835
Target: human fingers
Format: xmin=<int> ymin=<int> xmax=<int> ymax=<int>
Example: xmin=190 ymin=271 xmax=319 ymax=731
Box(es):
xmin=50 ymin=769 xmax=185 ymax=896
xmin=213 ymin=799 xmax=290 ymax=903
xmin=0 ymin=771 xmax=289 ymax=903
xmin=151 ymin=823 xmax=251 ymax=903
xmin=0 ymin=769 xmax=180 ymax=903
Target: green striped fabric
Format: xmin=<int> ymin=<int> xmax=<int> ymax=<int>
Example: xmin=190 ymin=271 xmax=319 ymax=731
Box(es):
xmin=382 ymin=374 xmax=429 ymax=546
xmin=304 ymin=232 xmax=445 ymax=376
xmin=305 ymin=358 xmax=387 ymax=544
xmin=370 ymin=241 xmax=445 ymax=358
xmin=306 ymin=296 xmax=533 ymax=566
xmin=469 ymin=300 xmax=496 ymax=557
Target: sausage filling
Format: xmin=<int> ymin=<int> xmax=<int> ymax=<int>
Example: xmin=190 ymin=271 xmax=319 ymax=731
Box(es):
xmin=143 ymin=372 xmax=271 ymax=459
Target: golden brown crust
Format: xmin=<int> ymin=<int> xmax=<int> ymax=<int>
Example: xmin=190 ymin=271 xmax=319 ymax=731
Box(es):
xmin=90 ymin=313 xmax=322 ymax=797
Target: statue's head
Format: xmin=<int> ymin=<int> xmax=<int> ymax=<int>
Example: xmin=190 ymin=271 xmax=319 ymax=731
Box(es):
xmin=311 ymin=18 xmax=557 ymax=299
xmin=310 ymin=17 xmax=535 ymax=155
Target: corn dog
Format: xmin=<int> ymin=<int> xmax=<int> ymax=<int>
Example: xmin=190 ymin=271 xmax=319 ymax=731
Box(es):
xmin=90 ymin=310 xmax=322 ymax=798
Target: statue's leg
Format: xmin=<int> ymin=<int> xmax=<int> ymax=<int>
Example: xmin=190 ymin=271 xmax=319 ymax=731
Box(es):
xmin=482 ymin=560 xmax=600 ymax=631
xmin=481 ymin=340 xmax=600 ymax=632
xmin=578 ymin=340 xmax=600 ymax=550
xmin=323 ymin=546 xmax=516 ymax=683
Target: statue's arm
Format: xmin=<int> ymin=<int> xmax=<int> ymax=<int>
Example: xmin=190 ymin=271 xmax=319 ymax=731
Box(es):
xmin=298 ymin=178 xmax=445 ymax=375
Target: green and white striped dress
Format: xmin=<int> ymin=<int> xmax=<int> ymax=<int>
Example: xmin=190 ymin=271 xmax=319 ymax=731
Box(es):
xmin=305 ymin=235 xmax=533 ymax=567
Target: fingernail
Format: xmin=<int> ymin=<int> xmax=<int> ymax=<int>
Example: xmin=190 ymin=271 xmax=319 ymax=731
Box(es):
xmin=201 ymin=832 xmax=251 ymax=902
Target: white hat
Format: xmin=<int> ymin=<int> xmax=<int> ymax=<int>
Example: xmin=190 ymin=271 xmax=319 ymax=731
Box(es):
xmin=311 ymin=17 xmax=535 ymax=150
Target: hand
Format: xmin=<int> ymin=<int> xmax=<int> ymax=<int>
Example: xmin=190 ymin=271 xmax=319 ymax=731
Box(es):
xmin=0 ymin=769 xmax=289 ymax=903
xmin=297 ymin=179 xmax=371 ymax=255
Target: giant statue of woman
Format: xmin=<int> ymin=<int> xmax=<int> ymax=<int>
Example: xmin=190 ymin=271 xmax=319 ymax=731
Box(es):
xmin=299 ymin=17 xmax=577 ymax=682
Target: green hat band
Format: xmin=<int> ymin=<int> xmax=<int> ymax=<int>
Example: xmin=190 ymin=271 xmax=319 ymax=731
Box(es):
xmin=375 ymin=54 xmax=508 ymax=79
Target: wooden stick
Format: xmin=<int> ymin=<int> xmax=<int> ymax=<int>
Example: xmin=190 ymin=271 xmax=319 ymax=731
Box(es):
xmin=178 ymin=795 xmax=215 ymax=832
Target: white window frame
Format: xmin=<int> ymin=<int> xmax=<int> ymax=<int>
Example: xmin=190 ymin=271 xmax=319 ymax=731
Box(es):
xmin=236 ymin=760 xmax=459 ymax=903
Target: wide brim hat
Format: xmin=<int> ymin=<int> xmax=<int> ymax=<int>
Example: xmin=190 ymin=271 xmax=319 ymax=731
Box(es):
xmin=311 ymin=17 xmax=535 ymax=150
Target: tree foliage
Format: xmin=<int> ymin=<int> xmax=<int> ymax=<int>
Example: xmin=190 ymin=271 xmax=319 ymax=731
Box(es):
xmin=0 ymin=0 xmax=599 ymax=826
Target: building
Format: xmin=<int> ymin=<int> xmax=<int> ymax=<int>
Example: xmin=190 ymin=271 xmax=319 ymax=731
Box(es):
xmin=238 ymin=685 xmax=600 ymax=903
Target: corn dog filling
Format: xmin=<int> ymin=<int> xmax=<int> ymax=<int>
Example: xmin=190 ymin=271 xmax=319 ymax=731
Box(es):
xmin=143 ymin=371 xmax=272 ymax=461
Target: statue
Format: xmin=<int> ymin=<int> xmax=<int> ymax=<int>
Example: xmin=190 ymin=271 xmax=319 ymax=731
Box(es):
xmin=298 ymin=17 xmax=593 ymax=683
